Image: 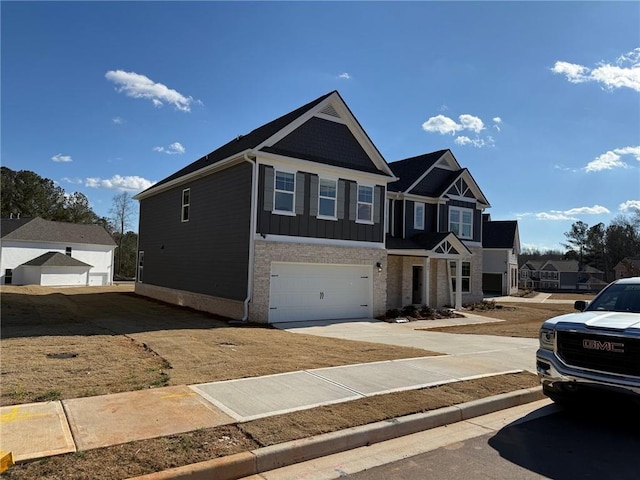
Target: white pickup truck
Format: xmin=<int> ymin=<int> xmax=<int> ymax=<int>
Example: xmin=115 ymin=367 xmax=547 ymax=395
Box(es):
xmin=536 ymin=277 xmax=640 ymax=404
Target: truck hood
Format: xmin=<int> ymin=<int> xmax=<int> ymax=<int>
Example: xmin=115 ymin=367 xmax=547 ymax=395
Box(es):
xmin=543 ymin=311 xmax=640 ymax=331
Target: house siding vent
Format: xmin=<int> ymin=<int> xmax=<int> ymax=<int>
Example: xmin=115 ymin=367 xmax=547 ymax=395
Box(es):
xmin=319 ymin=104 xmax=340 ymax=118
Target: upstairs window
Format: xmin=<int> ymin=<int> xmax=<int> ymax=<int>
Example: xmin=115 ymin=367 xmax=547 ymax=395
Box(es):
xmin=274 ymin=171 xmax=295 ymax=214
xmin=449 ymin=207 xmax=473 ymax=239
xmin=357 ymin=185 xmax=373 ymax=223
xmin=181 ymin=188 xmax=190 ymax=222
xmin=65 ymin=247 xmax=72 ymax=256
xmin=414 ymin=202 xmax=425 ymax=230
xmin=318 ymin=178 xmax=337 ymax=218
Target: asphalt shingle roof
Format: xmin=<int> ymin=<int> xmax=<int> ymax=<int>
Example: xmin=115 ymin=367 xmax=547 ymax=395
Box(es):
xmin=483 ymin=220 xmax=518 ymax=249
xmin=22 ymin=251 xmax=92 ymax=268
xmin=1 ymin=217 xmax=116 ymax=246
xmin=142 ymin=91 xmax=343 ymax=194
xmin=387 ymin=150 xmax=449 ymax=192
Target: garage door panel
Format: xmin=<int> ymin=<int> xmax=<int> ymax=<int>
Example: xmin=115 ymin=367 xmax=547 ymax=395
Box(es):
xmin=269 ymin=263 xmax=373 ymax=323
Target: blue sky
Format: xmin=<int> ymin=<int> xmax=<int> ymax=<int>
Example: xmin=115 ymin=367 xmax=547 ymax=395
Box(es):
xmin=2 ymin=1 xmax=639 ymax=250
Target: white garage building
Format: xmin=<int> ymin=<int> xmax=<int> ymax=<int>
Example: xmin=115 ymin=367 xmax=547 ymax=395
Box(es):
xmin=1 ymin=217 xmax=116 ymax=286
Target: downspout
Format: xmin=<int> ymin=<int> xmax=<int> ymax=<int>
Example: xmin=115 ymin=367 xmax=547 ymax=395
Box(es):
xmin=242 ymin=151 xmax=258 ymax=321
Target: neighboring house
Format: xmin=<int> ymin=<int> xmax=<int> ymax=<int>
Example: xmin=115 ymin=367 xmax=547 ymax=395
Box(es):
xmin=519 ymin=259 xmax=605 ymax=291
xmin=614 ymin=257 xmax=640 ymax=279
xmin=134 ymin=91 xmax=395 ymax=323
xmin=134 ymin=91 xmax=517 ymax=322
xmin=0 ymin=216 xmax=116 ymax=286
xmin=481 ymin=214 xmax=520 ymax=296
xmin=385 ymin=149 xmax=490 ymax=309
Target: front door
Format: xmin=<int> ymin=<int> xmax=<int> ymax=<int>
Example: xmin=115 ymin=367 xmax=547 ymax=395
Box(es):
xmin=412 ymin=266 xmax=423 ymax=304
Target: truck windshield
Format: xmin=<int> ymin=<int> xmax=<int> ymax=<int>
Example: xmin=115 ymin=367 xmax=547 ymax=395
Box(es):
xmin=586 ymin=283 xmax=640 ymax=313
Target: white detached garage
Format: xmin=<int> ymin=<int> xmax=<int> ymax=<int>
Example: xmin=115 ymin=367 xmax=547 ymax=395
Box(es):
xmin=268 ymin=262 xmax=373 ymax=323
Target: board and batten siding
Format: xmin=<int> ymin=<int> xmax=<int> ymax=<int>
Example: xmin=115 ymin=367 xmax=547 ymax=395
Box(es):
xmin=438 ymin=200 xmax=482 ymax=242
xmin=257 ymin=165 xmax=385 ymax=243
xmin=138 ymin=162 xmax=252 ymax=301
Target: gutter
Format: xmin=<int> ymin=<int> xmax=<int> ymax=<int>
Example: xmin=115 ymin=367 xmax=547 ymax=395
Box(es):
xmin=242 ymin=151 xmax=258 ymax=321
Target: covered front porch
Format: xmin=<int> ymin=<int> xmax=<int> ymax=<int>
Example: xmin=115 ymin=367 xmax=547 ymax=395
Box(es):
xmin=386 ymin=233 xmax=478 ymax=311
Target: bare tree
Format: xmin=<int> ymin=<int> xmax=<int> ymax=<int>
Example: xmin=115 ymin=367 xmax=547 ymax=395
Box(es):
xmin=109 ymin=191 xmax=136 ymax=277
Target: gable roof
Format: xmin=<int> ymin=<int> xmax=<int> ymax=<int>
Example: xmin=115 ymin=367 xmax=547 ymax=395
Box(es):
xmin=1 ymin=217 xmax=116 ymax=246
xmin=136 ymin=91 xmax=395 ymax=199
xmin=387 ymin=150 xmax=490 ymax=207
xmin=22 ymin=251 xmax=92 ymax=268
xmin=387 ymin=150 xmax=448 ymax=192
xmin=386 ymin=231 xmax=473 ymax=256
xmin=540 ymin=259 xmax=603 ymax=274
xmin=483 ymin=220 xmax=519 ymax=249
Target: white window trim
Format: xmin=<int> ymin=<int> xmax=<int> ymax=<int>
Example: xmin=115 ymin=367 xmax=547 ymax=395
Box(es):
xmin=449 ymin=260 xmax=471 ymax=293
xmin=414 ymin=202 xmax=425 ymax=230
xmin=317 ymin=177 xmax=338 ymax=220
xmin=356 ymin=184 xmax=374 ymax=225
xmin=449 ymin=206 xmax=473 ymax=239
xmin=273 ymin=169 xmax=296 ymax=216
xmin=181 ymin=188 xmax=190 ymax=222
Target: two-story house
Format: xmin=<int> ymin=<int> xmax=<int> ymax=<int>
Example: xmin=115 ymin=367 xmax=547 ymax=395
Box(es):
xmin=385 ymin=150 xmax=490 ymax=310
xmin=519 ymin=259 xmax=606 ymax=291
xmin=134 ymin=91 xmax=396 ymax=323
xmin=481 ymin=214 xmax=520 ymax=296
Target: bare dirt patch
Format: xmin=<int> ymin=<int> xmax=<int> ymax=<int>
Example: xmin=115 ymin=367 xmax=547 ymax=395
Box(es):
xmin=1 ymin=285 xmax=435 ymax=406
xmin=1 ymin=372 xmax=538 ymax=480
xmin=425 ymin=302 xmax=578 ymax=338
xmin=547 ymin=292 xmax=596 ymax=301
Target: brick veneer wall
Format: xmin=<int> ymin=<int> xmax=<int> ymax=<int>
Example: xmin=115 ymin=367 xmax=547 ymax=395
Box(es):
xmin=251 ymin=240 xmax=387 ymax=323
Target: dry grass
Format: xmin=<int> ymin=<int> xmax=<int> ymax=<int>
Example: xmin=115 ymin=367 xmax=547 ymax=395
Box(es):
xmin=0 ymin=285 xmax=544 ymax=479
xmin=425 ymin=302 xmax=578 ymax=338
xmin=1 ymin=372 xmax=539 ymax=480
xmin=0 ymin=285 xmax=435 ymax=406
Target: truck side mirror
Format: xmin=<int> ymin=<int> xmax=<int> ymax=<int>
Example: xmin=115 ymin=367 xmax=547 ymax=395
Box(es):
xmin=574 ymin=300 xmax=588 ymax=311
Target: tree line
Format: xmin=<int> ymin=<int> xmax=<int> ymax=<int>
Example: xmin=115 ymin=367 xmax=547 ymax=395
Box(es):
xmin=521 ymin=211 xmax=640 ymax=282
xmin=1 ymin=167 xmax=138 ymax=279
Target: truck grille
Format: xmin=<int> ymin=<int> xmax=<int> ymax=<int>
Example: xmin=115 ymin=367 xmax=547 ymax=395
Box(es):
xmin=557 ymin=331 xmax=640 ymax=377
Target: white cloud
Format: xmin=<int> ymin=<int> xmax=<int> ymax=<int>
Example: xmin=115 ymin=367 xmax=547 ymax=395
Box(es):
xmin=458 ymin=114 xmax=484 ymax=133
xmin=619 ymin=200 xmax=640 ymax=212
xmin=492 ymin=117 xmax=502 ymax=124
xmin=105 ymin=70 xmax=197 ymax=112
xmin=422 ymin=113 xmax=495 ymax=148
xmin=564 ymin=205 xmax=610 ymax=215
xmin=61 ymin=177 xmax=83 ymax=184
xmin=519 ymin=205 xmax=611 ymax=221
xmin=85 ymin=175 xmax=155 ymax=192
xmin=585 ymin=146 xmax=640 ymax=172
xmin=112 ymin=116 xmax=123 ymax=124
xmin=153 ymin=142 xmax=185 ymax=155
xmin=422 ymin=114 xmax=462 ymax=135
xmin=552 ymin=48 xmax=640 ymax=92
xmin=454 ymin=135 xmax=494 ymax=148
xmin=52 ymin=153 xmax=72 ymax=163
xmin=338 ymin=72 xmax=351 ymax=80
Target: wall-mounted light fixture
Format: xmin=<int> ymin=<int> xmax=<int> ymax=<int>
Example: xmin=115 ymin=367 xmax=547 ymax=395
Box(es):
xmin=376 ymin=262 xmax=383 ymax=272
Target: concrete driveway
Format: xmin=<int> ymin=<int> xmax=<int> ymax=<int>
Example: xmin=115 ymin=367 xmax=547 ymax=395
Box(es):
xmin=274 ymin=316 xmax=538 ymax=373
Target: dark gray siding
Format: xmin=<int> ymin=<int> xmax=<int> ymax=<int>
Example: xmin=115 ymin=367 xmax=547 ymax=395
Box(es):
xmin=138 ymin=163 xmax=252 ymax=301
xmin=257 ymin=165 xmax=384 ymax=243
xmin=263 ymin=117 xmax=382 ymax=174
xmin=439 ymin=200 xmax=482 ymax=242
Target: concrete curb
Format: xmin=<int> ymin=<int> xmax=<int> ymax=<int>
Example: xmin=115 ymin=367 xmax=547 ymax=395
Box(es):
xmin=128 ymin=386 xmax=545 ymax=480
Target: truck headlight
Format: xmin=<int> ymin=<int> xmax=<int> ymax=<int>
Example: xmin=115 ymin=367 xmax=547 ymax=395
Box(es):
xmin=539 ymin=328 xmax=555 ymax=350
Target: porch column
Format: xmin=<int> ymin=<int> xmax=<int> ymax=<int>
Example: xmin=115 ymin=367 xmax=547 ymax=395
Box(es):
xmin=423 ymin=257 xmax=430 ymax=306
xmin=455 ymin=259 xmax=463 ymax=310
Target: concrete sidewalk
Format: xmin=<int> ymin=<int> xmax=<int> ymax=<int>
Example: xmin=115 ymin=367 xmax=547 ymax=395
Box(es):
xmin=0 ymin=317 xmax=537 ymax=465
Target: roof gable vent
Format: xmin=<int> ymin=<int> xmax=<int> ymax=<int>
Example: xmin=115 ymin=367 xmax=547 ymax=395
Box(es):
xmin=318 ymin=103 xmax=340 ymax=119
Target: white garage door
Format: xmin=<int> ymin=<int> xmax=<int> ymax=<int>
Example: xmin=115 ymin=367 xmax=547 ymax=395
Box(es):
xmin=269 ymin=262 xmax=373 ymax=323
